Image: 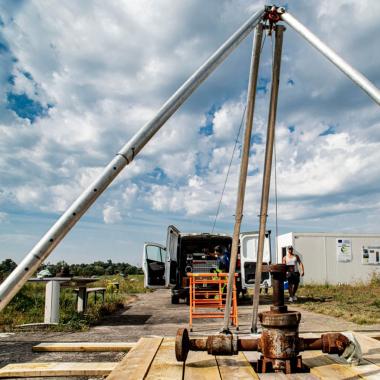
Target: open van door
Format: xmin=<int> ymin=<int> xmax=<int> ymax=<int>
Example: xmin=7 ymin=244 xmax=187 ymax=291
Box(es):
xmin=240 ymin=231 xmax=271 ymax=289
xmin=142 ymin=242 xmax=167 ymax=288
xmin=165 ymin=225 xmax=180 ymax=287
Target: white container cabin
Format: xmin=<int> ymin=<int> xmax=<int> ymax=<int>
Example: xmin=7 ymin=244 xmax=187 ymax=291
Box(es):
xmin=277 ymin=232 xmax=380 ymax=285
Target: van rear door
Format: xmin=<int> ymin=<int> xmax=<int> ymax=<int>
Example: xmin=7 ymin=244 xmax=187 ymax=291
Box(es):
xmin=142 ymin=243 xmax=167 ymax=288
xmin=240 ymin=231 xmax=271 ymax=289
xmin=166 ymin=225 xmax=180 ymax=287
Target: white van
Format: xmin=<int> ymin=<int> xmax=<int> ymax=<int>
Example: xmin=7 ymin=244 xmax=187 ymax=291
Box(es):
xmin=142 ymin=225 xmax=272 ymax=303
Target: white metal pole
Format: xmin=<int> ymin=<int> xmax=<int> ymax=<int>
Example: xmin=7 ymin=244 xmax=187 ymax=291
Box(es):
xmin=0 ymin=8 xmax=265 ymax=312
xmin=281 ymin=11 xmax=380 ymax=106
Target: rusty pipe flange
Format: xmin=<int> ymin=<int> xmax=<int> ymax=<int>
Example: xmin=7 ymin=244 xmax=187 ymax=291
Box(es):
xmin=175 ymin=328 xmax=190 ymax=362
xmin=262 ymin=263 xmax=291 ymax=273
xmin=206 ymin=333 xmax=238 ymax=356
xmin=269 ymin=264 xmax=288 ymax=273
xmin=321 ymin=333 xmax=351 ymax=355
xmin=259 ymin=310 xmax=301 ymax=328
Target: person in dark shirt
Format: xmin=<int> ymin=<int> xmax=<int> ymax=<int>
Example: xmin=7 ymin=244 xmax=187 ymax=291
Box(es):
xmin=214 ymin=245 xmax=230 ymax=272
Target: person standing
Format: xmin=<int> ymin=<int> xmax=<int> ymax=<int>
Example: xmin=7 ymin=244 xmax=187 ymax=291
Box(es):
xmin=282 ymin=246 xmax=304 ymax=302
xmin=212 ymin=246 xmax=230 ymax=295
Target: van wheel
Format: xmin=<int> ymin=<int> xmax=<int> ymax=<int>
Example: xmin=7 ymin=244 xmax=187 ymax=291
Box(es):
xmin=171 ymin=294 xmax=179 ymax=304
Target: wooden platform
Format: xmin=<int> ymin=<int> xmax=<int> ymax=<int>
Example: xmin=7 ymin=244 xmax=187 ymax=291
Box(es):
xmin=0 ymin=362 xmax=116 ymax=378
xmin=1 ymin=333 xmax=380 ymax=378
xmin=32 ymin=341 xmax=136 ymax=352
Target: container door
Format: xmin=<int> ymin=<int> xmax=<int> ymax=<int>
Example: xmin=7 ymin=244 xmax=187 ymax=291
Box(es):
xmin=142 ymin=243 xmax=167 ymax=288
xmin=240 ymin=231 xmax=271 ymax=288
xmin=165 ymin=225 xmax=180 ymax=287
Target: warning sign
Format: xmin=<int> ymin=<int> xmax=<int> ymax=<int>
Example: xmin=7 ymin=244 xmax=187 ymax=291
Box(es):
xmin=362 ymin=246 xmax=380 ymax=265
xmin=336 ymin=239 xmax=352 ymax=262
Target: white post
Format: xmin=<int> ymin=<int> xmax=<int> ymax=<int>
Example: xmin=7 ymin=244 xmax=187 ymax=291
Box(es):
xmin=44 ymin=280 xmax=60 ymax=324
xmin=77 ymin=287 xmax=87 ymax=313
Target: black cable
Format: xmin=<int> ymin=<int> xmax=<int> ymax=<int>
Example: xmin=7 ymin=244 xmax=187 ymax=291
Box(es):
xmin=211 ymin=25 xmax=268 ymax=234
xmin=211 ymin=105 xmax=246 ymax=233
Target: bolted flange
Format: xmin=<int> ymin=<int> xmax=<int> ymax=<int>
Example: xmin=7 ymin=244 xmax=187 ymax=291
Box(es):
xmin=175 ymin=328 xmax=190 ymax=362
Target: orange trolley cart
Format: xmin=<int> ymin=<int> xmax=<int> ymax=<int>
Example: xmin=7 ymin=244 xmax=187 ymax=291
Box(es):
xmin=187 ymin=272 xmax=238 ymax=331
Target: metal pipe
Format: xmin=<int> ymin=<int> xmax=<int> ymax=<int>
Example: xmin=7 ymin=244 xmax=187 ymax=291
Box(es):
xmin=222 ymin=23 xmax=264 ymax=331
xmin=238 ymin=338 xmax=259 ymax=351
xmin=301 ymin=337 xmax=323 ymax=351
xmin=251 ymin=25 xmax=285 ymax=333
xmin=272 ymin=272 xmax=285 ymax=308
xmin=0 ymin=8 xmax=265 ymax=311
xmin=281 ymin=10 xmax=380 ymax=106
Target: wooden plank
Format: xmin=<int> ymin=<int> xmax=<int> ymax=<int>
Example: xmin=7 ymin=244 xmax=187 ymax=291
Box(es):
xmin=258 ymin=374 xmax=289 ymax=379
xmin=0 ymin=362 xmax=116 ymax=378
xmin=259 ymin=372 xmax=319 ymax=379
xmin=332 ymin=357 xmax=380 ymax=380
xmin=183 ymin=350 xmax=220 ymax=380
xmin=33 ymin=341 xmax=136 ymax=352
xmin=107 ymin=337 xmax=163 ymax=380
xmin=354 ymin=332 xmax=380 ymax=365
xmin=302 ymin=351 xmax=362 ymax=379
xmin=145 ymin=338 xmax=183 ymax=380
xmin=216 ymin=352 xmax=259 ymax=379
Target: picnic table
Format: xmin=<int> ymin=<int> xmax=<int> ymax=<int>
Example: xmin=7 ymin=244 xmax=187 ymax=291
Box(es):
xmin=28 ymin=277 xmax=98 ymax=324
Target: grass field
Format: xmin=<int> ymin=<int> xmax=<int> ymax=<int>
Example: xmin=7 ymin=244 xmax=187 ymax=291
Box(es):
xmin=2 ymin=273 xmax=379 ymax=330
xmin=296 ymin=275 xmax=380 ymax=325
xmin=0 ymin=274 xmax=149 ymax=331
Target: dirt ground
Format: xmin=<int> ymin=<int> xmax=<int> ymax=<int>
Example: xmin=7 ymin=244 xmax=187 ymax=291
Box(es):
xmin=1 ymin=289 xmax=380 ymax=378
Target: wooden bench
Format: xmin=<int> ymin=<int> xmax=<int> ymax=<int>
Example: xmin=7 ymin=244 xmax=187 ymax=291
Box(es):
xmin=74 ymin=287 xmax=106 ymax=309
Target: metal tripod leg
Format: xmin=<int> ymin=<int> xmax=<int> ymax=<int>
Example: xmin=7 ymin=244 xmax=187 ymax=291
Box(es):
xmin=281 ymin=10 xmax=380 ymax=105
xmin=251 ymin=24 xmax=285 ymax=333
xmin=222 ymin=23 xmax=264 ymax=332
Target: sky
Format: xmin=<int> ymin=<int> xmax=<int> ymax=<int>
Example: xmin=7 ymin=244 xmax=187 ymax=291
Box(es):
xmin=0 ymin=1 xmax=379 ymax=266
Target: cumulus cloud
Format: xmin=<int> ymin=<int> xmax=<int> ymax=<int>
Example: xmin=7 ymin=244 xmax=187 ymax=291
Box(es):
xmin=0 ymin=0 xmax=379 ymax=264
xmin=103 ymin=204 xmax=122 ymax=224
xmin=213 ymin=99 xmax=245 ymax=141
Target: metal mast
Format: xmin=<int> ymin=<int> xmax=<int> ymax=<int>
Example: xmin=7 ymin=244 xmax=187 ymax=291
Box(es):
xmin=222 ymin=23 xmax=264 ymax=331
xmin=251 ymin=24 xmax=285 ymax=333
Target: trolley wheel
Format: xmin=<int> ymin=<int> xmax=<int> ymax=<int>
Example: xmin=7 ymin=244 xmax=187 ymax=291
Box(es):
xmin=175 ymin=328 xmax=190 ymax=362
xmin=171 ymin=294 xmax=179 ymax=304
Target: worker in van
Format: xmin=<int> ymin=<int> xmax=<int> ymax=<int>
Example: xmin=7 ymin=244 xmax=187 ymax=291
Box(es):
xmin=282 ymin=246 xmax=304 ymax=302
xmin=213 ymin=246 xmax=230 ymax=272
xmin=211 ymin=246 xmax=230 ymax=297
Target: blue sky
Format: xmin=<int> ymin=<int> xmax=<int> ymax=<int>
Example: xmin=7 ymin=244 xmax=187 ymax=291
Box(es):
xmin=0 ymin=1 xmax=379 ymax=266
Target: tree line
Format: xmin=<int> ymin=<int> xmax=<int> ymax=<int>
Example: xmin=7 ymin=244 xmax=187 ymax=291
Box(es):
xmin=0 ymin=258 xmax=142 ymax=281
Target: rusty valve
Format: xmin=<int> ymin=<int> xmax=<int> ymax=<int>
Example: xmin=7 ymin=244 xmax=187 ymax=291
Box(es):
xmin=175 ymin=328 xmax=352 ymax=363
xmin=175 ymin=264 xmax=357 ymax=374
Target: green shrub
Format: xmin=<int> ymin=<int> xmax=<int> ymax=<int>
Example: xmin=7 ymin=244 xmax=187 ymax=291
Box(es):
xmin=0 ymin=275 xmax=147 ymax=331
